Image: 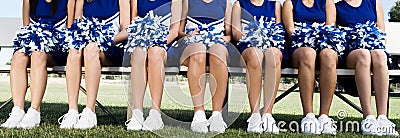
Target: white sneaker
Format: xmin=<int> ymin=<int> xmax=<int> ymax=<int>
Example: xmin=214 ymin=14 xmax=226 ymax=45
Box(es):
xmin=191 ymin=110 xmax=209 ymax=133
xmin=59 ymin=109 xmax=79 ymax=129
xmin=246 ymin=113 xmax=263 ymax=133
xmin=126 ymin=109 xmax=144 ymax=131
xmin=377 ymin=115 xmax=399 ymax=137
xmin=208 ymin=111 xmax=227 ymax=133
xmin=361 ymin=115 xmax=381 ymax=136
xmin=74 ymin=108 xmax=97 ymax=129
xmin=0 ymin=106 xmax=25 ymax=128
xmin=18 ymin=107 xmax=40 ymax=129
xmin=301 ymin=113 xmax=321 ymax=134
xmin=142 ymin=109 xmax=164 ymax=131
xmin=262 ymin=113 xmax=279 ymax=134
xmin=318 ymin=114 xmax=336 ymax=135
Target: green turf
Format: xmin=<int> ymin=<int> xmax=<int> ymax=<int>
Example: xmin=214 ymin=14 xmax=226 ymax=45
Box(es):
xmin=0 ymin=79 xmax=399 ymax=137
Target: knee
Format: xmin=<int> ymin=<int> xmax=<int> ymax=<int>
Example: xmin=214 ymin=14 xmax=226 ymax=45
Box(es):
xmin=297 ymin=49 xmax=316 ymax=68
xmin=190 ymin=53 xmax=206 ymax=65
xmin=371 ymin=50 xmax=387 ymax=68
xmin=148 ymin=47 xmax=165 ymax=64
xmin=319 ymin=49 xmax=338 ymax=68
xmin=68 ymin=49 xmax=83 ymax=62
xmin=355 ymin=50 xmax=371 ymax=67
xmin=83 ymin=43 xmax=100 ymax=59
xmin=12 ymin=52 xmax=29 ymax=66
xmin=266 ymin=48 xmax=283 ymax=68
xmin=30 ymin=51 xmax=48 ymax=67
xmin=245 ymin=51 xmax=262 ymax=70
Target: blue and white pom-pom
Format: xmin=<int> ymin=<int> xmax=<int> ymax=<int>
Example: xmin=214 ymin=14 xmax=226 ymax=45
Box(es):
xmin=341 ymin=21 xmax=386 ymax=51
xmin=13 ymin=22 xmax=68 ymax=55
xmin=183 ymin=22 xmax=226 ymax=48
xmin=68 ymin=17 xmax=115 ymax=51
xmin=125 ymin=11 xmax=169 ymax=52
xmin=292 ymin=22 xmax=346 ymax=55
xmin=291 ymin=22 xmax=324 ymax=49
xmin=319 ymin=25 xmax=346 ymax=56
xmin=238 ymin=17 xmax=285 ymax=50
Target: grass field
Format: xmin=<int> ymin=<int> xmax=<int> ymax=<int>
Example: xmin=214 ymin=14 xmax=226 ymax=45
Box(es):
xmin=0 ymin=77 xmax=399 ymax=137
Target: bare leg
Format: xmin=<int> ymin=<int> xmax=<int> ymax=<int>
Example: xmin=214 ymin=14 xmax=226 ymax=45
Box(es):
xmin=292 ymin=47 xmax=316 ymax=116
xmin=318 ymin=48 xmax=338 ymax=116
xmin=371 ymin=50 xmax=389 ymax=116
xmin=263 ymin=48 xmax=282 ymax=114
xmin=29 ymin=51 xmax=56 ymax=111
xmin=10 ymin=52 xmax=30 ymax=110
xmin=66 ymin=49 xmax=83 ymax=111
xmin=242 ymin=47 xmax=263 ymax=114
xmin=130 ymin=47 xmax=148 ymax=111
xmin=147 ymin=47 xmax=167 ymax=111
xmin=209 ymin=44 xmax=229 ymax=112
xmin=83 ymin=43 xmax=103 ymax=112
xmin=346 ymin=49 xmax=372 ymax=118
xmin=181 ymin=43 xmax=207 ymax=112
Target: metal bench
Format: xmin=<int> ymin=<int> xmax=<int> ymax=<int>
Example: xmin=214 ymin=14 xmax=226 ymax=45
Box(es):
xmin=2 ymin=42 xmax=400 ymax=124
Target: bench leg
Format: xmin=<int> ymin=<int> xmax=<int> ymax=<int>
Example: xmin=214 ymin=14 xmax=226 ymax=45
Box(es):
xmin=0 ymin=98 xmax=13 ymax=111
xmin=222 ymin=75 xmax=229 ymax=122
xmin=334 ymin=91 xmax=363 ymax=114
xmin=274 ymin=83 xmax=299 ymax=103
xmin=259 ymin=83 xmax=298 ymax=113
xmin=387 ymin=95 xmax=390 ymax=119
xmin=79 ymin=86 xmax=122 ymax=125
xmin=0 ymin=84 xmax=30 ymax=111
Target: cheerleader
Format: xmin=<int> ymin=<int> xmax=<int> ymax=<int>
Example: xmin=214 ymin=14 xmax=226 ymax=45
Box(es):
xmin=0 ymin=0 xmax=75 ymax=129
xmin=124 ymin=0 xmax=181 ymax=131
xmin=231 ymin=0 xmax=284 ymax=134
xmin=336 ymin=0 xmax=398 ymax=136
xmin=282 ymin=0 xmax=343 ymax=135
xmin=58 ymin=0 xmax=130 ymax=129
xmin=177 ymin=0 xmax=232 ymax=133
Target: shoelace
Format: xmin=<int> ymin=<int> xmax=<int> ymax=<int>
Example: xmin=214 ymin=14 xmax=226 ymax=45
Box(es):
xmin=20 ymin=112 xmax=34 ymax=122
xmin=143 ymin=116 xmax=165 ymax=129
xmin=125 ymin=115 xmax=142 ymax=127
xmin=210 ymin=116 xmax=227 ymax=128
xmin=380 ymin=118 xmax=397 ymax=130
xmin=58 ymin=113 xmax=75 ymax=125
xmin=76 ymin=114 xmax=93 ymax=125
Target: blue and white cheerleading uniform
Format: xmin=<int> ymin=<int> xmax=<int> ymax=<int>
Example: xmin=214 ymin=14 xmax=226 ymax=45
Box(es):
xmin=236 ymin=0 xmax=285 ymax=54
xmin=69 ymin=0 xmax=123 ymax=66
xmin=184 ymin=0 xmax=228 ymax=48
xmin=167 ymin=0 xmax=244 ymax=67
xmin=13 ymin=0 xmax=69 ymax=64
xmin=125 ymin=0 xmax=172 ymax=52
xmin=289 ymin=0 xmax=345 ymax=58
xmin=336 ymin=0 xmax=389 ymax=63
